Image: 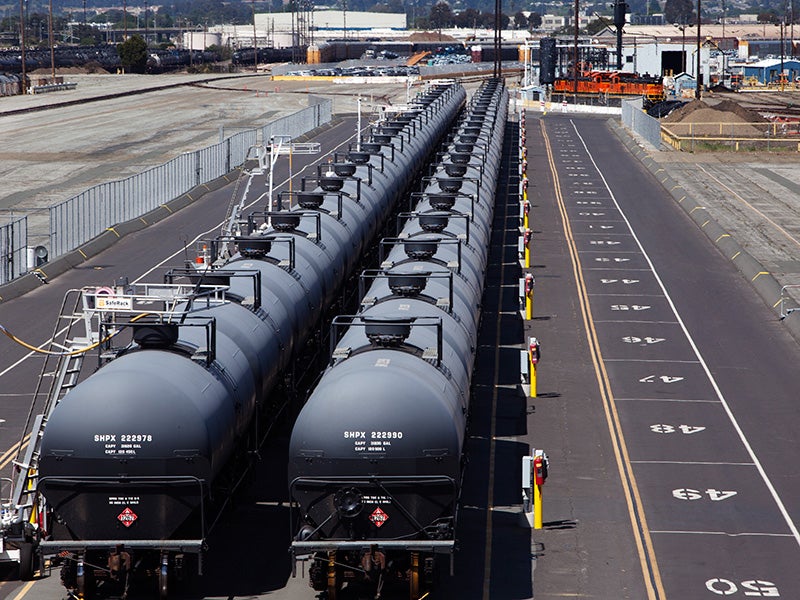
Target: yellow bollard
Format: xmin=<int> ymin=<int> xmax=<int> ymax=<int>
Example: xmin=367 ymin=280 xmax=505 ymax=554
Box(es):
xmin=524 ymin=274 xmax=534 ymax=319
xmin=534 ymin=480 xmax=543 ymax=529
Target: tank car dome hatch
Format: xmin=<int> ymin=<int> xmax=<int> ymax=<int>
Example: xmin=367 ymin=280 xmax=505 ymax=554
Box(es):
xmin=372 ymin=134 xmax=392 ymax=144
xmin=437 ymin=177 xmax=463 ymax=193
xmin=444 ymin=163 xmax=468 ymax=177
xmin=450 ymin=152 xmax=472 ymax=164
xmin=387 ymin=272 xmax=430 ymax=296
xmin=461 ymin=126 xmax=482 ymax=136
xmin=333 ymin=162 xmax=357 ymax=177
xmin=360 ymin=142 xmax=383 ymax=153
xmin=238 ymin=237 xmax=272 ymax=259
xmin=133 ymin=322 xmax=180 ymax=349
xmin=418 ymin=212 xmax=450 ymax=232
xmin=363 ymin=316 xmax=412 ymax=346
xmin=271 ymin=213 xmax=301 ymax=232
xmin=348 ymin=151 xmax=371 ymax=165
xmin=427 ymin=193 xmax=456 ymax=210
xmin=404 ymin=239 xmax=438 ymax=260
xmin=459 ymin=135 xmax=478 ymax=145
xmin=320 ymin=173 xmax=345 ymax=192
xmin=297 ymin=192 xmax=325 ymax=209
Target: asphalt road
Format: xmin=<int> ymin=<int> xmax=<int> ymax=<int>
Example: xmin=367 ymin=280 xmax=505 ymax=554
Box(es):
xmin=527 ymin=112 xmax=800 ymax=599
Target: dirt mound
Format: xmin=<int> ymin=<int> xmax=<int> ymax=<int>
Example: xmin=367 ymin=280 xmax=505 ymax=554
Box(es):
xmin=29 ymin=64 xmax=110 ymax=75
xmin=663 ymin=98 xmax=767 ymax=124
xmin=405 ymin=31 xmax=457 ymax=42
xmin=662 ymin=98 xmax=769 ymax=137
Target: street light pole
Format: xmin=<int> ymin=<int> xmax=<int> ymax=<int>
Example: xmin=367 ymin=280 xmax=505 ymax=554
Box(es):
xmin=695 ymin=0 xmax=702 ymax=99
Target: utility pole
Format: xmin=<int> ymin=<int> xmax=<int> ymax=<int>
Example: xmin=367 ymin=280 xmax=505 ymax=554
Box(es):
xmin=252 ymin=0 xmax=258 ymax=72
xmin=48 ymin=0 xmax=55 ymax=80
xmin=18 ymin=0 xmax=26 ymax=94
xmin=573 ymin=0 xmax=579 ymax=94
xmin=695 ymin=0 xmax=701 ymax=98
xmin=493 ymin=0 xmax=501 ymax=77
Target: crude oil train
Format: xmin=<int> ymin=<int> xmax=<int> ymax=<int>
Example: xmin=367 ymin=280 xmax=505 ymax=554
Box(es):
xmin=20 ymin=81 xmax=466 ymax=598
xmin=288 ymin=79 xmax=508 ymax=599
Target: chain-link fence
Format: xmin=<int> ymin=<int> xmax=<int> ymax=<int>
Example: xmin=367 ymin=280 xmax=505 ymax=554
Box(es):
xmin=48 ymin=100 xmax=332 ymax=260
xmin=0 ymin=216 xmax=27 ymax=285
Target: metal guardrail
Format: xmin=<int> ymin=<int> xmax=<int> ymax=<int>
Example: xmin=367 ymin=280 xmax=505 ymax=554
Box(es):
xmin=660 ymin=122 xmax=800 ymax=152
xmin=621 ymin=98 xmax=662 ymax=148
xmin=47 ymin=99 xmax=332 ymax=260
xmin=0 ymin=100 xmax=332 ymax=287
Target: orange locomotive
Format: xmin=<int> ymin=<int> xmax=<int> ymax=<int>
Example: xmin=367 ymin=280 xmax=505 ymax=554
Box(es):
xmin=554 ymin=67 xmax=665 ymax=102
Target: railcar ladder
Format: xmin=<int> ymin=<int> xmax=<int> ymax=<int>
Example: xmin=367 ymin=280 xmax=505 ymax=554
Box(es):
xmin=10 ymin=288 xmax=98 ymax=528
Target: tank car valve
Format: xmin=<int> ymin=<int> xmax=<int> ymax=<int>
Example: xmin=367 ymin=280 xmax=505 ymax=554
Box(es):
xmin=521 ymin=449 xmax=549 ymax=529
xmin=528 ymin=336 xmax=540 ymax=397
xmin=523 ymin=229 xmax=532 ymax=268
xmin=524 ymin=273 xmax=535 ymax=320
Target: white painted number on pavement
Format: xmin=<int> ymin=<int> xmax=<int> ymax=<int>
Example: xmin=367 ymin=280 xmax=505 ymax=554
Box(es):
xmin=639 ymin=375 xmax=684 ymax=383
xmin=706 ymin=578 xmax=779 ymax=597
xmin=650 ymin=424 xmax=706 ymax=434
xmin=611 ymin=304 xmax=651 ymax=311
xmin=673 ymin=488 xmax=737 ymax=501
xmin=622 ymin=337 xmax=665 ymax=344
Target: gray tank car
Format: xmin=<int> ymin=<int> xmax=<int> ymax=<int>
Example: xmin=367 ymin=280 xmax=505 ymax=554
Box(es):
xmin=34 ymin=82 xmax=466 ymax=598
xmin=288 ymin=80 xmax=509 ymax=599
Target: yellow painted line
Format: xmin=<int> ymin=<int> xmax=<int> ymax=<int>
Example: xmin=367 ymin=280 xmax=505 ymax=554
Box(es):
xmin=542 ymin=120 xmax=664 ymax=600
xmin=162 ymin=204 xmax=173 ymax=213
xmin=33 ymin=269 xmax=47 ymax=279
xmin=655 ymin=168 xmax=664 ymax=174
xmin=660 ymin=177 xmax=668 ymax=184
xmin=9 ymin=580 xmax=36 ymax=600
xmin=670 ymin=185 xmax=681 ymax=192
xmin=731 ymin=251 xmax=741 ymax=260
xmin=677 ymin=195 xmax=686 ymax=203
xmin=140 ymin=217 xmax=149 ymax=225
xmin=106 ymin=227 xmax=120 ymax=237
xmin=715 ymin=234 xmax=730 ymax=242
xmin=0 ymin=435 xmax=30 ymax=470
xmin=689 ymin=206 xmax=705 ymax=214
xmin=752 ymin=271 xmax=770 ymax=282
xmin=78 ymin=249 xmax=88 ymax=259
xmin=701 ymin=220 xmax=710 ymax=228
xmin=773 ymin=299 xmax=783 ymax=308
xmin=186 ymin=193 xmax=194 ymax=201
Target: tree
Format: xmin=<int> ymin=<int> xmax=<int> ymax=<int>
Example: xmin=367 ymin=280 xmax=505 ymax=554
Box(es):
xmin=429 ymin=2 xmax=455 ymax=29
xmin=454 ymin=8 xmax=481 ymax=28
xmin=118 ymin=34 xmax=148 ymax=73
xmin=528 ymin=11 xmax=542 ymax=29
xmin=647 ymin=0 xmax=661 ymax=15
xmin=664 ymin=0 xmax=694 ymax=24
xmin=513 ymin=10 xmax=528 ymax=29
xmin=756 ymin=11 xmax=779 ymax=23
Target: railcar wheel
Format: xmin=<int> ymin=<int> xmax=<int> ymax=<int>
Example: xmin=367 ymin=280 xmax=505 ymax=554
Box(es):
xmin=18 ymin=542 xmax=35 ymax=581
xmin=158 ymin=551 xmax=169 ymax=599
